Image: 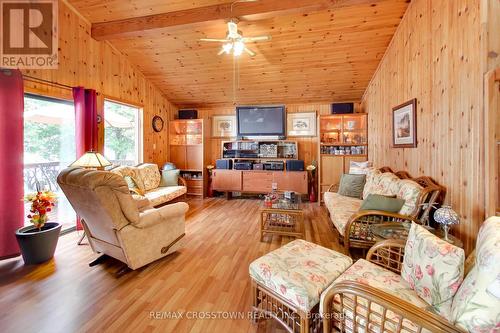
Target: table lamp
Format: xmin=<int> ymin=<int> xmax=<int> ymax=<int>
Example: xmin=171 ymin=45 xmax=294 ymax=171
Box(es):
xmin=69 ymin=151 xmax=112 ymax=245
xmin=70 ymin=150 xmax=112 ymax=170
xmin=433 ymin=205 xmax=460 ymax=241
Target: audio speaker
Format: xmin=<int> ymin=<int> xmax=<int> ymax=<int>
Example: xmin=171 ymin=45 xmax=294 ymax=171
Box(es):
xmin=215 ymin=159 xmax=233 ymax=169
xmin=286 ymin=160 xmax=305 ymax=171
xmin=331 ymin=103 xmax=354 ymax=114
xmin=178 ymin=109 xmax=198 ymax=119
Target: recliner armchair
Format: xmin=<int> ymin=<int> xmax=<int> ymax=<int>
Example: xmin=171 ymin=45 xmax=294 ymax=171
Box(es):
xmin=57 ymin=167 xmax=188 ymax=270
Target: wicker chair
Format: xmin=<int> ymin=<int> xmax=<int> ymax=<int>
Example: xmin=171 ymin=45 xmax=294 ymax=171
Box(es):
xmin=321 ymin=217 xmax=500 ymax=333
xmin=326 ymin=167 xmax=444 ymax=253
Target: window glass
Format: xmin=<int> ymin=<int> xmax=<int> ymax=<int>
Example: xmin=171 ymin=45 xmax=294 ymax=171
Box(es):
xmin=104 ymin=100 xmax=142 ymax=166
xmin=23 ymin=94 xmax=76 ymax=231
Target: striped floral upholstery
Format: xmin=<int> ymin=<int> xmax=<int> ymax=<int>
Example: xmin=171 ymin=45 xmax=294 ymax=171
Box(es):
xmin=402 ymin=223 xmax=465 ymax=317
xmin=451 ymin=217 xmax=500 ymax=332
xmin=249 ymin=240 xmax=352 ymax=311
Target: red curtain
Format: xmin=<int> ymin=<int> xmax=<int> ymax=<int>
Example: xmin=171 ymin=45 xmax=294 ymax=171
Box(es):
xmin=73 ymin=87 xmax=98 ymax=156
xmin=72 ymin=87 xmax=98 ymax=230
xmin=0 ymin=69 xmax=24 ymax=259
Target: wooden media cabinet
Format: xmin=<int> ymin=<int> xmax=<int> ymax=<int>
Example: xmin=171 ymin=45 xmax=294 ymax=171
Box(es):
xmin=211 ymin=140 xmax=308 ymax=196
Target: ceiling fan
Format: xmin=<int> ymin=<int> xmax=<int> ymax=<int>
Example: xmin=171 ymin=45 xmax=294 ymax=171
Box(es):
xmin=199 ymin=20 xmax=271 ymax=57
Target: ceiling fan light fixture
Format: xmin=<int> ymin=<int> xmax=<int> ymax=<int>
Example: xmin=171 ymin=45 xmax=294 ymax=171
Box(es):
xmin=233 ymin=41 xmax=245 ymax=56
xmin=222 ymin=43 xmax=233 ymax=54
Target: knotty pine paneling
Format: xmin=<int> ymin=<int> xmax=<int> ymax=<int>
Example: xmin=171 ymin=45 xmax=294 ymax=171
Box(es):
xmin=21 ymin=1 xmax=177 ymax=167
xmin=94 ymin=0 xmax=409 ymax=106
xmin=180 ymin=102 xmax=361 ymax=169
xmin=361 ymin=0 xmax=499 ymax=254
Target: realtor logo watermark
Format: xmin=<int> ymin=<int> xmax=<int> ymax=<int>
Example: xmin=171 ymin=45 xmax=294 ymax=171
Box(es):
xmin=1 ymin=0 xmax=58 ymax=68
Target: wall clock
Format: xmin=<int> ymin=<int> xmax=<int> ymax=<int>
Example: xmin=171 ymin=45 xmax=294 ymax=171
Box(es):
xmin=152 ymin=115 xmax=164 ymax=132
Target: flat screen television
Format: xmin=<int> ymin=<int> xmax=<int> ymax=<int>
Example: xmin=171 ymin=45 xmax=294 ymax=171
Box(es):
xmin=236 ymin=105 xmax=286 ymax=137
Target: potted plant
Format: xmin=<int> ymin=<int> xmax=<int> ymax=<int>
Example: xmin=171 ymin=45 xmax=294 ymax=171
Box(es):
xmin=16 ymin=190 xmax=61 ymax=264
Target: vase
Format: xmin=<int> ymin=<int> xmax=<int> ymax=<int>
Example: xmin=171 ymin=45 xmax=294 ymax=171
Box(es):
xmin=309 ymin=182 xmax=317 ymax=202
xmin=15 ymin=222 xmax=61 ymax=265
xmin=207 ymin=176 xmax=213 ymax=197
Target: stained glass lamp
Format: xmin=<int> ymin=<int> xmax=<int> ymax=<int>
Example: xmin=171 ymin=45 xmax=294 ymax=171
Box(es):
xmin=433 ymin=205 xmax=460 ymax=241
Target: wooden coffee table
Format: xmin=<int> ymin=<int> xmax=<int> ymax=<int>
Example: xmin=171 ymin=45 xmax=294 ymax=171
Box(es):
xmin=260 ymin=194 xmax=304 ymax=241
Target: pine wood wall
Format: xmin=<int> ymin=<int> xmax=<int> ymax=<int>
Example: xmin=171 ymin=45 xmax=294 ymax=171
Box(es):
xmin=361 ymin=0 xmax=499 ymax=254
xmin=21 ymin=1 xmax=177 ymax=166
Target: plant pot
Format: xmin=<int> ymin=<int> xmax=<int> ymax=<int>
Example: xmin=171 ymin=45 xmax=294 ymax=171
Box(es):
xmin=15 ymin=222 xmax=62 ymax=265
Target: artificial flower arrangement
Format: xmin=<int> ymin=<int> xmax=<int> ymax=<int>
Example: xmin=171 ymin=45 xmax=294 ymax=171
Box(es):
xmin=206 ymin=164 xmax=215 ymax=176
xmin=24 ymin=191 xmax=57 ymax=230
xmin=306 ymin=160 xmax=317 ymax=177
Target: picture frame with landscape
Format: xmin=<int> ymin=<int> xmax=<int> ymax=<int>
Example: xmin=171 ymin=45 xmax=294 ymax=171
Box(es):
xmin=392 ymin=98 xmax=417 ymax=148
xmin=287 ymin=111 xmax=317 ymax=137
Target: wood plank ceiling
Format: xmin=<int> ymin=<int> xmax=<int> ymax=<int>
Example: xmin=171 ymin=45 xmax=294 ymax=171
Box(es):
xmin=67 ymin=0 xmax=410 ymax=106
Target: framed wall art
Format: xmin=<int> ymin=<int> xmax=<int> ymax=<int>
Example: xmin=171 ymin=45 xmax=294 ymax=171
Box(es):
xmin=392 ymin=99 xmax=417 ymax=148
xmin=287 ymin=111 xmax=317 ymax=137
xmin=212 ymin=115 xmax=237 ymax=138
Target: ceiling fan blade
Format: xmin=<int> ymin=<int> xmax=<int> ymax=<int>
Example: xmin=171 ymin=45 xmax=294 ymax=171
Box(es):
xmin=199 ymin=38 xmax=230 ymax=42
xmin=242 ymin=35 xmax=272 ymax=43
xmin=217 ymin=49 xmax=226 ymax=56
xmin=244 ymin=47 xmax=256 ymax=57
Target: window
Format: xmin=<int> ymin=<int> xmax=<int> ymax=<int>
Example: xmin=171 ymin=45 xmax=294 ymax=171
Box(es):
xmin=104 ymin=100 xmax=143 ymax=166
xmin=23 ymin=94 xmax=76 ymax=231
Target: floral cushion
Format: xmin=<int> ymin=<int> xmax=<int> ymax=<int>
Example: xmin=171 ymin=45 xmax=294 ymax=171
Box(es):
xmin=362 ymin=169 xmax=422 ymax=217
xmin=136 ymin=164 xmax=161 ymax=191
xmin=323 ymin=192 xmax=362 ymax=236
xmin=144 ymin=186 xmax=186 ymax=207
xmin=402 ymin=223 xmax=465 ymax=317
xmin=320 ymin=259 xmax=429 ymax=333
xmin=111 ymin=166 xmax=144 ymax=190
xmin=396 ymin=180 xmax=423 ymax=216
xmin=451 ymin=216 xmax=500 ymax=332
xmin=362 ymin=169 xmax=383 ymax=199
xmin=249 ymin=239 xmax=352 ymax=311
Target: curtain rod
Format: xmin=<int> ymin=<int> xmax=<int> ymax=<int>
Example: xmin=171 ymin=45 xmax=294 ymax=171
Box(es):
xmin=23 ymin=74 xmax=74 ymax=90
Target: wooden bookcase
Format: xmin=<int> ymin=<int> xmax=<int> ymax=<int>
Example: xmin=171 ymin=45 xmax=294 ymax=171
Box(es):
xmin=169 ymin=119 xmax=205 ymax=197
xmin=318 ymin=113 xmax=368 ymax=203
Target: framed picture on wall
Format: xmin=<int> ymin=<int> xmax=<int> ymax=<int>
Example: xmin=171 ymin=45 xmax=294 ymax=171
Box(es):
xmin=212 ymin=115 xmax=237 ymax=138
xmin=287 ymin=111 xmax=317 ymax=137
xmin=392 ymin=99 xmax=417 ymax=148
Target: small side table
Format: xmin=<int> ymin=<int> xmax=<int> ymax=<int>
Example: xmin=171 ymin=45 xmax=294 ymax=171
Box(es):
xmin=259 ymin=195 xmax=304 ymax=241
xmin=371 ymin=223 xmax=463 ymax=248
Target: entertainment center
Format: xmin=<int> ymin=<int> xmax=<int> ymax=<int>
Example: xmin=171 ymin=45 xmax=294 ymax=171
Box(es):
xmin=212 ymin=139 xmax=308 ymax=196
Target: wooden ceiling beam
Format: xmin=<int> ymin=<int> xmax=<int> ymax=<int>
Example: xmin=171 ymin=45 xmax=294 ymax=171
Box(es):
xmin=91 ymin=0 xmax=347 ymax=40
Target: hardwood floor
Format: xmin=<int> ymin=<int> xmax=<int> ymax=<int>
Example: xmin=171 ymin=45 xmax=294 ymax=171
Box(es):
xmin=0 ymin=197 xmax=344 ymax=333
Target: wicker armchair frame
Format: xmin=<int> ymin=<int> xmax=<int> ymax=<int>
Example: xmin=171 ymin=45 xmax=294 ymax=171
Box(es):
xmin=321 ymin=240 xmax=468 ymax=333
xmin=251 ymin=280 xmax=322 ymax=333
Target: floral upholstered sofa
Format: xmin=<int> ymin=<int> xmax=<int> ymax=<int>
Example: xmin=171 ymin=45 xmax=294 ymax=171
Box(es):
xmin=111 ymin=163 xmax=187 ymax=207
xmin=324 ymin=167 xmax=443 ymax=252
xmin=321 ymin=216 xmax=500 ymax=333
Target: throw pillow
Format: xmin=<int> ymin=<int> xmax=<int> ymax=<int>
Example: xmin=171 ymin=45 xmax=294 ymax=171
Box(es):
xmin=160 ymin=169 xmax=180 ymax=187
xmin=349 ymin=161 xmax=373 ymax=175
xmin=402 ymin=223 xmax=465 ymax=317
xmin=337 ymin=174 xmax=366 ymax=199
xmin=359 ymin=194 xmax=405 ymax=212
xmin=124 ymin=176 xmax=144 ymax=196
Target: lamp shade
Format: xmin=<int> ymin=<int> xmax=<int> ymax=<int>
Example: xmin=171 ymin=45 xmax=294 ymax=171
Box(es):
xmin=70 ymin=151 xmax=112 ymax=168
xmin=434 ymin=205 xmax=460 ymax=226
